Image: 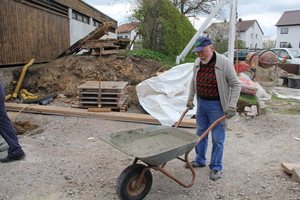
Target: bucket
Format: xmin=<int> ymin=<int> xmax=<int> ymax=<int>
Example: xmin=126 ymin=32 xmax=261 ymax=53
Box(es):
xmin=280 ymin=75 xmax=289 ymax=86
xmin=288 ymin=77 xmax=300 ymax=89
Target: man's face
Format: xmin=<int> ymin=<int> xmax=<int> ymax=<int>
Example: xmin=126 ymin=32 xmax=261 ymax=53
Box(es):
xmin=195 ymin=45 xmax=214 ymax=64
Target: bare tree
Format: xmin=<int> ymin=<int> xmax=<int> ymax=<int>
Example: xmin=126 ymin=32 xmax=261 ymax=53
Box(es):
xmin=204 ymin=21 xmax=228 ymax=42
xmin=115 ymin=0 xmax=227 ymax=20
xmin=170 ymin=0 xmax=227 ymax=19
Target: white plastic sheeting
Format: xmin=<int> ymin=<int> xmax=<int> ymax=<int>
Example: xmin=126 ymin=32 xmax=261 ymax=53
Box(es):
xmin=136 ymin=63 xmax=276 ymax=126
xmin=136 ymin=63 xmax=197 ymax=126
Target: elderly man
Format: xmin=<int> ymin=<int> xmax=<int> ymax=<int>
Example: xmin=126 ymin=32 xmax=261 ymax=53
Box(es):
xmin=186 ymin=36 xmax=241 ymax=181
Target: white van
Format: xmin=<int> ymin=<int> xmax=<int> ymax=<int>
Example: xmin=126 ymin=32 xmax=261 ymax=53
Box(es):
xmin=271 ymin=48 xmax=300 ymax=64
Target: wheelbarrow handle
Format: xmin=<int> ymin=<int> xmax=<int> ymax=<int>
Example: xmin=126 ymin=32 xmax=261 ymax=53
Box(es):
xmin=197 ymin=115 xmax=227 ymax=143
xmin=174 ymin=107 xmax=190 ymax=128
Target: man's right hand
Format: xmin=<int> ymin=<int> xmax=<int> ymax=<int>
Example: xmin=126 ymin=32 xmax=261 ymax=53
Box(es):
xmin=186 ymin=99 xmax=195 ymax=110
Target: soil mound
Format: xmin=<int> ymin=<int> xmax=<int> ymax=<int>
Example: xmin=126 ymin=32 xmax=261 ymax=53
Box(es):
xmin=13 ymin=54 xmax=163 ymax=106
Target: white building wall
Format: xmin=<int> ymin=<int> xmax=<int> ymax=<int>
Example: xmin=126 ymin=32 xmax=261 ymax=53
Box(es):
xmin=68 ymin=9 xmax=117 ymax=46
xmin=276 ymin=25 xmax=300 ymax=48
xmin=118 ymin=28 xmax=141 ymax=41
xmin=242 ymin=23 xmax=263 ymax=49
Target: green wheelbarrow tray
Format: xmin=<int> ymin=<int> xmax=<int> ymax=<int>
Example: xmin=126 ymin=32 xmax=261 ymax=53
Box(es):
xmin=100 ymin=125 xmax=199 ymax=166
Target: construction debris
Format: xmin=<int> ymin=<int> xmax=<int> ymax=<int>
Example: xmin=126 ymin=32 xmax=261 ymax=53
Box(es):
xmin=57 ymin=22 xmax=129 ymax=58
xmin=244 ymin=105 xmax=258 ymax=117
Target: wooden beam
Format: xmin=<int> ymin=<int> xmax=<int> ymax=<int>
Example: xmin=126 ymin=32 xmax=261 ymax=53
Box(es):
xmin=281 ymin=163 xmax=300 ymax=174
xmin=5 ymin=103 xmax=196 ymax=127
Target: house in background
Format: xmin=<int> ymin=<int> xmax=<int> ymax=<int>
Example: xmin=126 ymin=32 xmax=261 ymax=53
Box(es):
xmin=117 ymin=23 xmax=141 ymax=41
xmin=0 ymin=0 xmax=117 ymax=66
xmin=204 ymin=19 xmax=264 ymax=49
xmin=275 ymin=10 xmax=300 ymax=48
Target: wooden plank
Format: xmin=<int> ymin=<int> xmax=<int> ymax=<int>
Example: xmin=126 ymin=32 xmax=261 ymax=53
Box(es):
xmin=78 ymin=90 xmax=126 ymax=95
xmin=292 ymin=167 xmax=300 ymax=183
xmin=5 ymin=103 xmax=196 ymax=127
xmin=87 ymin=108 xmax=111 ymax=112
xmin=79 ymin=95 xmax=127 ymax=107
xmin=92 ymin=49 xmax=125 ymax=55
xmin=281 ymin=163 xmax=300 ymax=174
xmin=78 ymin=81 xmax=128 ymax=90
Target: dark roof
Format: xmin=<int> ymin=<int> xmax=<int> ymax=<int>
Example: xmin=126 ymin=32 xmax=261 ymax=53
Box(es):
xmin=117 ymin=23 xmax=139 ymax=33
xmin=237 ymin=20 xmax=256 ymax=32
xmin=205 ymin=20 xmax=264 ymax=34
xmin=275 ymin=10 xmax=300 ymax=26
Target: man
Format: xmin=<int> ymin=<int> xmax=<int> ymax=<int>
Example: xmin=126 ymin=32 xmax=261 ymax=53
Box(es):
xmin=186 ymin=36 xmax=241 ymax=181
xmin=0 ymin=80 xmax=26 ymax=163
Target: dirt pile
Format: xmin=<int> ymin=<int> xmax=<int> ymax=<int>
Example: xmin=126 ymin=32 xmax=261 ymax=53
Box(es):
xmin=12 ymin=54 xmax=163 ymax=106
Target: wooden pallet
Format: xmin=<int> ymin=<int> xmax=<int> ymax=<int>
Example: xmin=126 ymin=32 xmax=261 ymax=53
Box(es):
xmin=77 ymin=81 xmax=129 ymax=111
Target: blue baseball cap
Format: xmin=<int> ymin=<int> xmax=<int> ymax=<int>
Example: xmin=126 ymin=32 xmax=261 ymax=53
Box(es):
xmin=192 ymin=36 xmax=212 ymax=52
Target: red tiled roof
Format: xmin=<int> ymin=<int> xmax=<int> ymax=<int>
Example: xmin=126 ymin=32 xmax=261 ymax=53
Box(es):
xmin=117 ymin=23 xmax=138 ymax=33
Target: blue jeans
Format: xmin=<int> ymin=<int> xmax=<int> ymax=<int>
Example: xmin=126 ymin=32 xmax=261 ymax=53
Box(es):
xmin=0 ymin=81 xmax=23 ymax=157
xmin=195 ymin=98 xmax=226 ymax=171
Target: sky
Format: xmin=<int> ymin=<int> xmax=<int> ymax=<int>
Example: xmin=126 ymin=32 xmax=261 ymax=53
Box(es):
xmin=82 ymin=0 xmax=300 ymax=39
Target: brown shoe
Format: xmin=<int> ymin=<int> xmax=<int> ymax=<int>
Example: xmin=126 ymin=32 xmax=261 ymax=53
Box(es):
xmin=0 ymin=150 xmax=26 ymax=163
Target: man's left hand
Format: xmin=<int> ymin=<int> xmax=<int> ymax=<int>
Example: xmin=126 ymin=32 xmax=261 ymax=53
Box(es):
xmin=226 ymin=107 xmax=237 ymax=119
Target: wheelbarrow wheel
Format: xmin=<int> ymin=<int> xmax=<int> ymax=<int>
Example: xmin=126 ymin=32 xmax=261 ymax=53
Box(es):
xmin=117 ymin=164 xmax=153 ymax=200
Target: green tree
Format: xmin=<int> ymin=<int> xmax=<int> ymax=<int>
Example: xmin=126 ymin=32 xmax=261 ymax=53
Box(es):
xmin=134 ymin=0 xmax=196 ymax=57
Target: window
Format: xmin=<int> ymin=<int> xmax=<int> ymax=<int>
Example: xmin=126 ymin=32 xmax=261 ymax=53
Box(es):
xmin=281 ymin=28 xmax=288 ymax=34
xmin=72 ymin=10 xmax=89 ymax=24
xmin=93 ymin=19 xmax=102 ymax=27
xmin=280 ymin=42 xmax=288 ymax=48
xmin=256 ymin=34 xmax=258 ymax=39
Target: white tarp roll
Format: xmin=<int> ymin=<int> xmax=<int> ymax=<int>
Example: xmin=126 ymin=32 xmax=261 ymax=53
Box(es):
xmin=136 ymin=63 xmax=197 ymax=126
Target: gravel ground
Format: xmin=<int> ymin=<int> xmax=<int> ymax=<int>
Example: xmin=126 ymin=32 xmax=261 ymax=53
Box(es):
xmin=1 ymin=110 xmax=300 ymax=200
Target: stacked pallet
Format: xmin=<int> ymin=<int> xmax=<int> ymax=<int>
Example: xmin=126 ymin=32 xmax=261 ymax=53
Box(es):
xmin=77 ymin=81 xmax=129 ymax=112
xmin=81 ymin=39 xmax=129 ymax=55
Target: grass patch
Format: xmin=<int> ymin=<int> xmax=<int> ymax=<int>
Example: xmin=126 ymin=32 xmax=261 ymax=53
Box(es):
xmin=271 ymin=94 xmax=299 ymax=103
xmin=120 ymin=49 xmax=176 ymax=69
xmin=119 ymin=49 xmax=196 ymax=69
xmin=266 ymin=95 xmax=300 ymax=115
xmin=239 ymin=94 xmax=258 ymax=104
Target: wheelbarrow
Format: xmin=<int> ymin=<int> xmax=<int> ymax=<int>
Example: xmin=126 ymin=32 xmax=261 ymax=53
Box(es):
xmin=100 ymin=108 xmax=226 ymax=200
